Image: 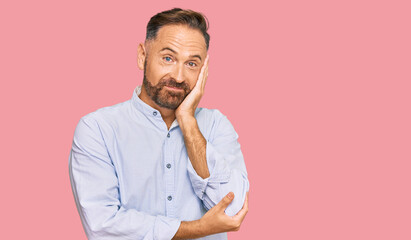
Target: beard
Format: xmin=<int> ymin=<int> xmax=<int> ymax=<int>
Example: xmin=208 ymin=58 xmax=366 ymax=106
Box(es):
xmin=142 ymin=63 xmax=191 ymax=110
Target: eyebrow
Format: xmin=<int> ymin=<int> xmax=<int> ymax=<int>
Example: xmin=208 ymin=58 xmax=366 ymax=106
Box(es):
xmin=160 ymin=47 xmax=202 ymax=61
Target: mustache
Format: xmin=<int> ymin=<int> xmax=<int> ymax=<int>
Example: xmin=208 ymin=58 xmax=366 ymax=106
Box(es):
xmin=158 ymin=78 xmax=190 ymax=92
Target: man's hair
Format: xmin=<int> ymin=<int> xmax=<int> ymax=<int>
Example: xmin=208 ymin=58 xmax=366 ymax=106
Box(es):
xmin=146 ymin=8 xmax=210 ymax=49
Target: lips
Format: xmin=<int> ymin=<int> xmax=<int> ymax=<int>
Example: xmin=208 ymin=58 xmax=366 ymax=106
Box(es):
xmin=165 ymin=85 xmax=184 ymax=91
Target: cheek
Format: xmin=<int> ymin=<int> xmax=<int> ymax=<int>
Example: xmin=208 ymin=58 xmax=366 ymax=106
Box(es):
xmin=146 ymin=62 xmax=168 ymax=82
xmin=186 ymin=70 xmax=200 ymax=88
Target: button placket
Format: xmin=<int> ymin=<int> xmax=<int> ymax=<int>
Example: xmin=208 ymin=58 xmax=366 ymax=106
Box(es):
xmin=164 ymin=129 xmax=175 ymax=217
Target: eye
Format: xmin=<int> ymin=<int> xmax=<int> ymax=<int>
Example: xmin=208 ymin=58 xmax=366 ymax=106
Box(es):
xmin=187 ymin=62 xmax=197 ymax=67
xmin=164 ymin=56 xmax=173 ymax=62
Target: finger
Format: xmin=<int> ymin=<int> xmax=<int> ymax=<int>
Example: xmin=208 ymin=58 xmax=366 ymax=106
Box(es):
xmin=204 ymin=54 xmax=209 ymax=67
xmin=201 ymin=55 xmax=209 ymax=88
xmin=202 ymin=58 xmax=209 ymax=89
xmin=233 ymin=192 xmax=249 ymax=221
xmin=199 ymin=55 xmax=208 ymax=79
xmin=215 ymin=192 xmax=235 ymax=211
xmin=194 ymin=56 xmax=208 ymax=91
xmin=201 ymin=55 xmax=209 ymax=78
xmin=244 ymin=192 xmax=249 ymax=209
xmin=201 ymin=66 xmax=208 ymax=90
xmin=242 ymin=192 xmax=249 ymax=212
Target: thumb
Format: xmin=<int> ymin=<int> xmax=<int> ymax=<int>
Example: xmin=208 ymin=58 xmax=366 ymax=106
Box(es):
xmin=216 ymin=192 xmax=235 ymax=210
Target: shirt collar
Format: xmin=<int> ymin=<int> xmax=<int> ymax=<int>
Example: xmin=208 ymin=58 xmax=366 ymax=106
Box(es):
xmin=131 ymin=86 xmax=179 ymax=129
xmin=131 ymin=86 xmax=161 ymax=117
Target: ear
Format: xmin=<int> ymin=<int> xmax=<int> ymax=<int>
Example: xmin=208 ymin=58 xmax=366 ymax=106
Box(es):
xmin=137 ymin=43 xmax=146 ymax=70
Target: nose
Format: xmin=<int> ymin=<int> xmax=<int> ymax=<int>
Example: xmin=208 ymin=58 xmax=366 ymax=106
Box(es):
xmin=171 ymin=63 xmax=185 ymax=83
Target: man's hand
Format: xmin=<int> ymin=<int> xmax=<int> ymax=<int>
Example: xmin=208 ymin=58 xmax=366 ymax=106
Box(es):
xmin=172 ymin=192 xmax=249 ymax=239
xmin=175 ymin=55 xmax=209 ymax=121
xmin=200 ymin=192 xmax=249 ymax=234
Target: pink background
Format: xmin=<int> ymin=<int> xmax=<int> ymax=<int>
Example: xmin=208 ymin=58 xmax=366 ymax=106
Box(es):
xmin=1 ymin=0 xmax=410 ymax=239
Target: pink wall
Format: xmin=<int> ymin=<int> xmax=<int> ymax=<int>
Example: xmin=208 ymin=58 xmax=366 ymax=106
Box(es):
xmin=1 ymin=0 xmax=410 ymax=239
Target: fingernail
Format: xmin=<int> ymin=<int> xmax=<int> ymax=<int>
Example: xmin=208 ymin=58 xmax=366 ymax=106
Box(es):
xmin=227 ymin=192 xmax=234 ymax=199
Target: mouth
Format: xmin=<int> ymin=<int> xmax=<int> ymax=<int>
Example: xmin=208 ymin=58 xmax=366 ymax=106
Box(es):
xmin=165 ymin=85 xmax=184 ymax=91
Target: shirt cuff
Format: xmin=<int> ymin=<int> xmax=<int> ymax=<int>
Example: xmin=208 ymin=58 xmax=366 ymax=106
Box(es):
xmin=154 ymin=216 xmax=181 ymax=240
xmin=187 ymin=141 xmax=231 ymax=201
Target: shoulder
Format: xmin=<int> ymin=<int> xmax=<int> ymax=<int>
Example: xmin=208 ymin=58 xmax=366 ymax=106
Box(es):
xmin=195 ymin=107 xmax=237 ymax=140
xmin=195 ymin=107 xmax=227 ymax=121
xmin=77 ymin=100 xmax=131 ymax=133
xmin=195 ymin=107 xmax=228 ymax=128
xmin=81 ymin=100 xmax=130 ymax=122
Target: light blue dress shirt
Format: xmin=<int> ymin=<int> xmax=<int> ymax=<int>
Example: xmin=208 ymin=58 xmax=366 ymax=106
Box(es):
xmin=69 ymin=86 xmax=249 ymax=240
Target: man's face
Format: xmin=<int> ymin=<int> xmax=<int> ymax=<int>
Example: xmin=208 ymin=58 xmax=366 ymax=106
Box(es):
xmin=139 ymin=24 xmax=207 ymax=109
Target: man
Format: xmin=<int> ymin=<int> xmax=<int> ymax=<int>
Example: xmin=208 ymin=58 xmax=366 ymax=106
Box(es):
xmin=69 ymin=8 xmax=249 ymax=240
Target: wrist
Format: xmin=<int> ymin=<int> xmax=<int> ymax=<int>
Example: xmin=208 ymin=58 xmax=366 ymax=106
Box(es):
xmin=176 ymin=114 xmax=196 ymax=128
xmin=173 ymin=219 xmax=208 ymax=239
xmin=197 ymin=218 xmax=210 ymax=236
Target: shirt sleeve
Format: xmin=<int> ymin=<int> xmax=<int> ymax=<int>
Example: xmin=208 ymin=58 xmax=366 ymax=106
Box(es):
xmin=187 ymin=110 xmax=250 ymax=217
xmin=69 ymin=116 xmax=181 ymax=240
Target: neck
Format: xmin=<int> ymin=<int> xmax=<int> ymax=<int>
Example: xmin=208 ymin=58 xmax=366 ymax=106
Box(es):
xmin=139 ymin=86 xmax=176 ymax=129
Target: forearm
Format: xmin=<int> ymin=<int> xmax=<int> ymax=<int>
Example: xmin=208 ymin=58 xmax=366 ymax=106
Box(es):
xmin=173 ymin=192 xmax=249 ymax=240
xmin=178 ymin=115 xmax=210 ymax=179
xmin=183 ymin=111 xmax=249 ymax=215
xmin=172 ymin=220 xmax=207 ymax=240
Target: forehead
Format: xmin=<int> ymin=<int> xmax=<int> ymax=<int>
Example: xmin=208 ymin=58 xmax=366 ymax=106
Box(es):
xmin=150 ymin=24 xmax=207 ymax=56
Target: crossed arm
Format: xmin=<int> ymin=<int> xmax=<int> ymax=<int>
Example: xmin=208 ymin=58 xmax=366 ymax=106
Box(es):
xmin=173 ymin=55 xmax=249 ymax=238
xmin=173 ymin=192 xmax=249 ymax=239
xmin=174 ymin=122 xmax=249 ymax=238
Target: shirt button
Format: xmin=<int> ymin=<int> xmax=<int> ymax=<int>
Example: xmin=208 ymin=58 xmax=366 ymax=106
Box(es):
xmin=166 ymin=163 xmax=171 ymax=169
xmin=167 ymin=133 xmax=170 ymax=138
xmin=153 ymin=111 xmax=157 ymax=116
xmin=167 ymin=195 xmax=172 ymax=201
